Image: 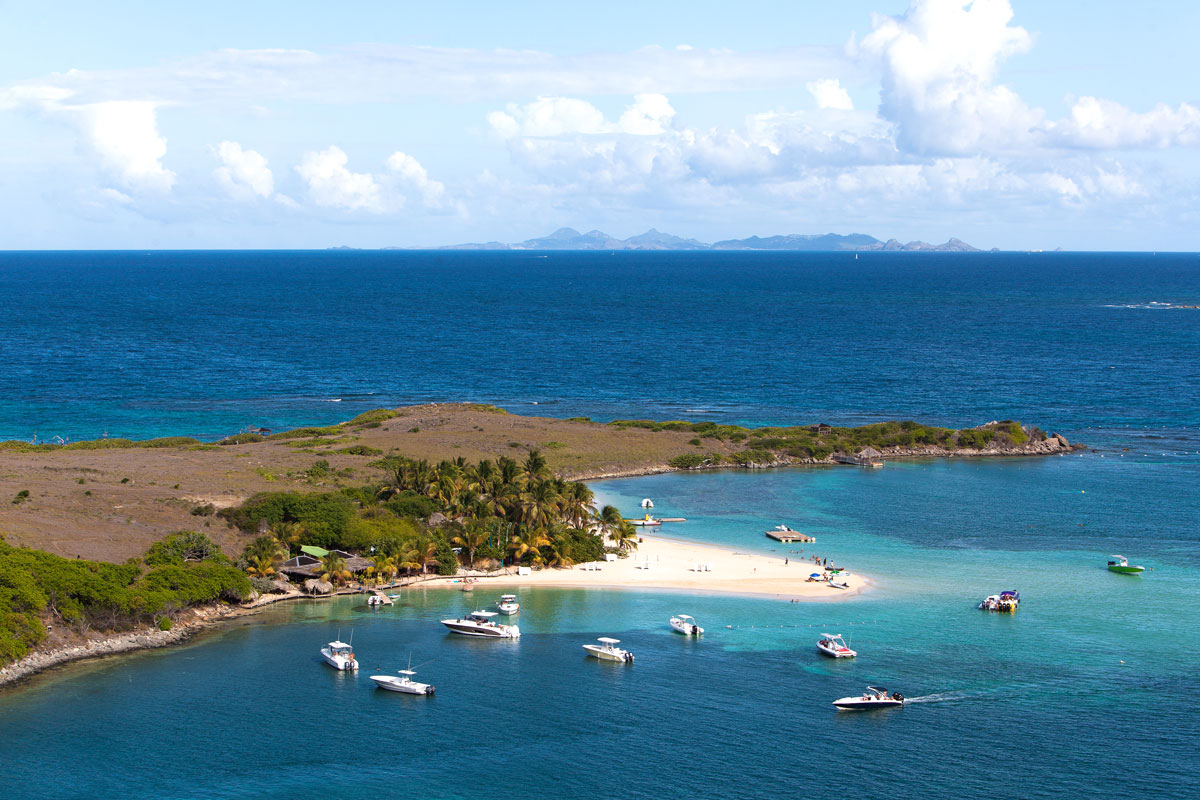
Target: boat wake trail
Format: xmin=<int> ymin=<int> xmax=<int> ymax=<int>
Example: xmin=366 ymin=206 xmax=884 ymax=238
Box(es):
xmin=903 ymin=690 xmax=975 ymax=704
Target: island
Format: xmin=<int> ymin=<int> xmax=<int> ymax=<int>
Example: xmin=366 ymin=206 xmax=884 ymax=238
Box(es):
xmin=0 ymin=404 xmax=1077 ymax=685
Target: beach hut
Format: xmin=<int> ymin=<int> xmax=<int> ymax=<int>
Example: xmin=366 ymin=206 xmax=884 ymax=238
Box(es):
xmin=279 ymin=554 xmax=323 ymax=578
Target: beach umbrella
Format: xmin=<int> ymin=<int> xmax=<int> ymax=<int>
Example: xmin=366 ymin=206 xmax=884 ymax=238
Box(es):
xmin=810 ymin=573 xmax=822 ymax=578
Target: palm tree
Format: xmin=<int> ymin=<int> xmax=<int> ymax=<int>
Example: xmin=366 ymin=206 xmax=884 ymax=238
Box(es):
xmin=523 ymin=449 xmax=549 ymax=481
xmin=507 ymin=529 xmax=549 ymax=564
xmin=451 ymin=526 xmax=489 ymax=567
xmin=610 ymin=520 xmax=639 ymax=553
xmin=596 ymin=505 xmax=624 ymax=541
xmin=562 ymin=482 xmax=595 ymax=529
xmin=270 ymin=522 xmax=304 ymax=555
xmin=246 ymin=553 xmax=278 ymax=578
xmin=497 ymin=456 xmax=521 ymax=487
xmin=320 ymin=553 xmax=352 ymax=586
xmin=410 ymin=536 xmax=439 ymax=575
xmin=518 ymin=479 xmax=559 ymax=530
xmin=370 ymin=553 xmax=399 ymax=584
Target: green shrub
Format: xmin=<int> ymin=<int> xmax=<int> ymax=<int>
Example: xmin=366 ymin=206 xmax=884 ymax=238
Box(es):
xmin=265 ymin=426 xmax=341 ymax=441
xmin=667 ymin=453 xmax=707 ymax=469
xmin=344 ymin=409 xmax=398 ymax=426
xmin=157 ymin=616 xmax=173 ymax=631
xmin=337 ymin=444 xmax=383 ymax=456
xmin=144 ymin=532 xmax=226 ymax=566
xmin=386 ymin=493 xmax=439 ymax=519
xmin=223 ymin=491 xmax=355 ymax=549
xmin=12 ymin=490 xmax=29 ymax=505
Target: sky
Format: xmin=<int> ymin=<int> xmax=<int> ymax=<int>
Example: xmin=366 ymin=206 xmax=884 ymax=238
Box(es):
xmin=1 ymin=0 xmax=1198 ymax=250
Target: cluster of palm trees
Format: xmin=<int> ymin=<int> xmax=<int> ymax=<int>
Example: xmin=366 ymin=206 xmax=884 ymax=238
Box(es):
xmin=381 ymin=450 xmax=638 ymax=566
xmin=239 ymin=448 xmax=641 ymax=579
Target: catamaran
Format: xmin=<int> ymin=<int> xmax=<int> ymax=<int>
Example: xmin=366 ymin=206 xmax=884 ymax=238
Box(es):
xmin=320 ymin=639 xmax=359 ymax=671
xmin=583 ymin=637 xmax=635 ymax=663
xmin=832 ymin=686 xmax=904 ymax=711
xmin=669 ymin=614 xmax=703 ymax=636
xmin=441 ymin=610 xmax=521 ymax=638
xmin=496 ymin=594 xmax=521 ymax=615
xmin=1107 ymin=555 xmax=1145 ymax=575
xmin=816 ymin=633 xmax=857 ymax=658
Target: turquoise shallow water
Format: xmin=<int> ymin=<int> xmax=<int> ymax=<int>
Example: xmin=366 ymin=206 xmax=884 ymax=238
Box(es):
xmin=0 ymin=251 xmax=1197 ymax=798
xmin=2 ymin=456 xmax=1197 ymax=799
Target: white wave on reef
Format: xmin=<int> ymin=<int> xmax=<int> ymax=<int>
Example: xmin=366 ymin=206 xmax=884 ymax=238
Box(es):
xmin=1102 ymin=301 xmax=1200 ymax=309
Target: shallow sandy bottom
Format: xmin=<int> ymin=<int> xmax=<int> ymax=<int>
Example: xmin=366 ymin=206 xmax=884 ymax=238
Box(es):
xmin=422 ymin=533 xmax=869 ymax=600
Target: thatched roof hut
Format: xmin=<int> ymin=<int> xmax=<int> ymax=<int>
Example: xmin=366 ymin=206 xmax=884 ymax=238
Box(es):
xmin=303 ymin=578 xmax=333 ymax=595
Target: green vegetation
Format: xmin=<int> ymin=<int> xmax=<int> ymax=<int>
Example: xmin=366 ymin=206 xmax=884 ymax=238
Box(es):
xmin=224 ymin=449 xmax=606 ymax=583
xmin=613 ymin=418 xmax=1043 ymax=465
xmin=0 ymin=436 xmax=202 ymax=453
xmin=12 ymin=490 xmax=30 ymax=505
xmin=0 ymin=532 xmax=249 ymax=665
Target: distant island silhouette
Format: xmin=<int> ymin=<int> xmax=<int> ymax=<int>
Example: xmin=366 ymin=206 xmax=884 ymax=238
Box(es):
xmin=432 ymin=227 xmax=982 ymax=252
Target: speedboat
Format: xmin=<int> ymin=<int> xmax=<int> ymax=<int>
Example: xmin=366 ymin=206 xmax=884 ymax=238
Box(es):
xmin=496 ymin=594 xmax=521 ymax=615
xmin=370 ymin=669 xmax=435 ymax=695
xmin=1107 ymin=555 xmax=1145 ymax=575
xmin=832 ymin=686 xmax=904 ymax=711
xmin=978 ymin=590 xmax=1019 ymax=612
xmin=669 ymin=614 xmax=703 ymax=636
xmin=321 ymin=640 xmax=359 ymax=671
xmin=816 ymin=633 xmax=857 ymax=658
xmin=441 ymin=610 xmax=521 ymax=638
xmin=583 ymin=637 xmax=634 ymax=663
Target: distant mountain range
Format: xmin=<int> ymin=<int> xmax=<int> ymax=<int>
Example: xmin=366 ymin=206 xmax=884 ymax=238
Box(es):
xmin=438 ymin=228 xmax=981 ymax=252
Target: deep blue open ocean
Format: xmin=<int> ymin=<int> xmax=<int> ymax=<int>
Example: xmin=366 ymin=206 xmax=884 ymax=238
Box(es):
xmin=0 ymin=251 xmax=1197 ymax=799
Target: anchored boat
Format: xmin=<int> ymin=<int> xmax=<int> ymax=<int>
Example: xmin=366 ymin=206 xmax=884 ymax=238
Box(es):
xmin=978 ymin=590 xmax=1020 ymax=612
xmin=816 ymin=633 xmax=857 ymax=658
xmin=669 ymin=614 xmax=703 ymax=636
xmin=583 ymin=637 xmax=634 ymax=663
xmin=370 ymin=669 xmax=435 ymax=695
xmin=496 ymin=594 xmax=521 ymax=615
xmin=1107 ymin=555 xmax=1145 ymax=575
xmin=441 ymin=610 xmax=521 ymax=638
xmin=320 ymin=639 xmax=359 ymax=671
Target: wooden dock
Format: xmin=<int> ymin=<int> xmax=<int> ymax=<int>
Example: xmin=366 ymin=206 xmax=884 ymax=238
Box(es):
xmin=765 ymin=529 xmax=815 ymax=543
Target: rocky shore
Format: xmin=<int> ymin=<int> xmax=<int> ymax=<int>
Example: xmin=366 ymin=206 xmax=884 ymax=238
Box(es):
xmin=570 ymin=432 xmax=1080 ymax=480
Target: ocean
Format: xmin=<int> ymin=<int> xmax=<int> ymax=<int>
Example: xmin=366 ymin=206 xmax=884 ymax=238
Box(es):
xmin=0 ymin=251 xmax=1197 ymax=799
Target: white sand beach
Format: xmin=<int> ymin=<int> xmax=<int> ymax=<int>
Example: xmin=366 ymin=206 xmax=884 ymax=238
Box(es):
xmin=422 ymin=533 xmax=869 ymax=600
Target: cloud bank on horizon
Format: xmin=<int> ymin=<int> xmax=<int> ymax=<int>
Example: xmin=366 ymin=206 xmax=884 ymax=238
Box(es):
xmin=1 ymin=0 xmax=1198 ymax=249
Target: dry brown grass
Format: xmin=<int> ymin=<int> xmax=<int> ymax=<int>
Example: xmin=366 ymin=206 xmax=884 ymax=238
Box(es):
xmin=0 ymin=404 xmax=725 ymax=562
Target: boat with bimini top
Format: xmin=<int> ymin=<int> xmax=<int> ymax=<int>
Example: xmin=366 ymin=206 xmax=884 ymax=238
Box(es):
xmin=978 ymin=590 xmax=1020 ymax=612
xmin=816 ymin=633 xmax=857 ymax=658
xmin=583 ymin=637 xmax=635 ymax=663
xmin=669 ymin=614 xmax=703 ymax=636
xmin=321 ymin=639 xmax=359 ymax=671
xmin=1107 ymin=555 xmax=1145 ymax=575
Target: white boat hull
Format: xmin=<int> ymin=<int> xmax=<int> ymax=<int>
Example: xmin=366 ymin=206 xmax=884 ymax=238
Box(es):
xmin=441 ymin=619 xmax=520 ymax=638
xmin=669 ymin=619 xmax=703 ymax=636
xmin=583 ymin=644 xmax=634 ymax=663
xmin=833 ymin=697 xmax=903 ymax=711
xmin=321 ymin=652 xmax=358 ymax=671
xmin=817 ymin=642 xmax=857 ymax=658
xmin=496 ymin=605 xmax=520 ymax=616
xmin=370 ymin=675 xmax=435 ymax=695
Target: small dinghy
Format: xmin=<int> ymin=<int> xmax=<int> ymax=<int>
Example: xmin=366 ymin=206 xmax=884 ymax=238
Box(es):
xmin=832 ymin=686 xmax=904 ymax=711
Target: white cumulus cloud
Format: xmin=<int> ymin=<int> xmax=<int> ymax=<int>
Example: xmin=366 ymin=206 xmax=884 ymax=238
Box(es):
xmin=294 ymin=146 xmax=382 ymax=212
xmin=806 ymin=78 xmax=854 ymax=111
xmin=857 ymin=0 xmax=1040 ymax=154
xmin=213 ymin=141 xmax=274 ymax=199
xmin=1052 ymin=96 xmax=1200 ymax=149
xmin=385 ymin=151 xmax=446 ymax=208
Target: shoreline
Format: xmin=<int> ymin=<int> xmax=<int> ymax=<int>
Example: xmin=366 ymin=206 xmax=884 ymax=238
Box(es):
xmin=0 ymin=533 xmax=867 ymax=689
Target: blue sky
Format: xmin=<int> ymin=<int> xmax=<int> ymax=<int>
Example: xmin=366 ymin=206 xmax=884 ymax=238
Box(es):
xmin=2 ymin=0 xmax=1198 ymax=249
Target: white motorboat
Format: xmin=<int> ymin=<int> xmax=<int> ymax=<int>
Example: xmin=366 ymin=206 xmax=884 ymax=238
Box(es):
xmin=669 ymin=614 xmax=703 ymax=636
xmin=629 ymin=514 xmax=662 ymax=527
xmin=583 ymin=637 xmax=634 ymax=663
xmin=816 ymin=633 xmax=857 ymax=658
xmin=496 ymin=594 xmax=521 ymax=615
xmin=320 ymin=639 xmax=359 ymax=671
xmin=978 ymin=590 xmax=1020 ymax=612
xmin=832 ymin=686 xmax=904 ymax=711
xmin=370 ymin=669 xmax=435 ymax=695
xmin=441 ymin=610 xmax=521 ymax=638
